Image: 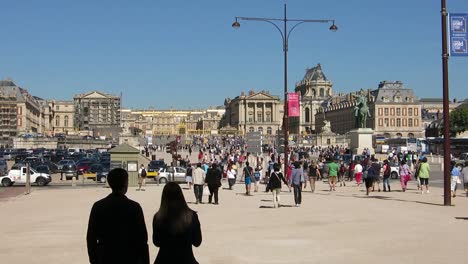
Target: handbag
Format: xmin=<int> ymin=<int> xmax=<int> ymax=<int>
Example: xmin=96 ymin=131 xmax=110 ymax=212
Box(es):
xmin=203 ymin=186 xmax=211 ymax=196
xmin=405 ymin=174 xmax=412 ymax=182
xmin=456 ymin=177 xmax=462 ymax=184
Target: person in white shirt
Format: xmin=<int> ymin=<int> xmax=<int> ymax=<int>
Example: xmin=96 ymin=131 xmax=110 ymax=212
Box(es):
xmin=354 ymin=161 xmax=363 ymax=187
xmin=227 ymin=162 xmax=237 ymax=190
xmin=192 ymin=163 xmax=206 ymax=204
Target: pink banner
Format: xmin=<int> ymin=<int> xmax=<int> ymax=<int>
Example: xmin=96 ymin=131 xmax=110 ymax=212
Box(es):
xmin=288 ymin=92 xmax=300 ymax=117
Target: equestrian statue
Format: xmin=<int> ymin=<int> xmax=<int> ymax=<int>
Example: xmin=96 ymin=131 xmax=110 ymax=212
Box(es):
xmin=352 ymin=89 xmax=371 ymax=128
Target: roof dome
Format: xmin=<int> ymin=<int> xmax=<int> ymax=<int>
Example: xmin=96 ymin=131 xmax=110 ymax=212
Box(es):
xmin=302 ymin=64 xmax=327 ymax=82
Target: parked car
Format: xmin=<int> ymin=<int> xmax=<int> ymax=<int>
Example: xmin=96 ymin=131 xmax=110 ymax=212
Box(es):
xmin=147 ymin=160 xmax=166 ymax=178
xmin=1 ymin=164 xmax=51 ymax=187
xmin=76 ymin=160 xmax=93 ymax=175
xmin=157 ymin=166 xmax=186 ymax=184
xmin=0 ymin=159 xmax=8 ymax=176
xmin=62 ymin=164 xmax=78 ymax=180
xmin=34 ymin=164 xmax=51 ymax=175
xmin=83 ymin=163 xmax=109 ymax=183
xmin=57 ymin=159 xmax=75 ymax=171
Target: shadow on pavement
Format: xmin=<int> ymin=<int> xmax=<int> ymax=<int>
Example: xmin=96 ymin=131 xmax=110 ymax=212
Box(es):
xmin=454 ymin=217 xmax=468 ymax=220
xmin=335 ymin=193 xmax=446 ymax=206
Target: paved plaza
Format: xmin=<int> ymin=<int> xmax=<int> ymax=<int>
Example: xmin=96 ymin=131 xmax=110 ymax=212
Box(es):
xmin=0 ymin=177 xmax=467 ymax=264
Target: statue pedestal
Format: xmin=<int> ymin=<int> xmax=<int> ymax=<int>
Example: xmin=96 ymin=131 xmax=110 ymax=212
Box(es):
xmin=349 ymin=128 xmax=374 ymax=155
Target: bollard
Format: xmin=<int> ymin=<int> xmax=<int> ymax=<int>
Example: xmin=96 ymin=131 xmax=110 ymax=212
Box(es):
xmin=72 ymin=176 xmax=76 ymax=187
xmin=440 ymin=162 xmax=444 ymax=171
xmin=25 ymin=163 xmax=31 ymax=195
xmin=431 ymin=154 xmax=434 ymax=163
xmin=438 ymin=156 xmax=441 ymax=163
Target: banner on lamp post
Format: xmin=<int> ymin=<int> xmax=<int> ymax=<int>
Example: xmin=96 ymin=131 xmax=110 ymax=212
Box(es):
xmin=288 ymin=92 xmax=300 ymax=117
xmin=449 ymin=13 xmax=468 ymax=56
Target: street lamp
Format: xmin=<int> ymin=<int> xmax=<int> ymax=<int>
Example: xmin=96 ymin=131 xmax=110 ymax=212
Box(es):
xmin=232 ymin=3 xmax=337 ymax=176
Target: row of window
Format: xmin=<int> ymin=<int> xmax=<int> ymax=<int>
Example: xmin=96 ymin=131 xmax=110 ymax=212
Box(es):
xmin=247 ymin=112 xmax=272 ymax=122
xmin=378 ymin=118 xmax=419 ymax=127
xmin=55 ymin=116 xmax=70 ymax=127
xmin=378 ymin=107 xmax=419 ymax=117
xmin=248 ymin=127 xmax=273 ymax=134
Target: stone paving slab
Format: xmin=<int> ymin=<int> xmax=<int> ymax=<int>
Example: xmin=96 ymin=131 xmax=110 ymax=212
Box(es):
xmin=0 ymin=180 xmax=467 ymax=264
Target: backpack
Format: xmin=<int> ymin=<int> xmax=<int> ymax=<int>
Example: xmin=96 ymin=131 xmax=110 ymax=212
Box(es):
xmin=384 ymin=164 xmax=391 ymax=176
xmin=141 ymin=168 xmax=147 ymax=177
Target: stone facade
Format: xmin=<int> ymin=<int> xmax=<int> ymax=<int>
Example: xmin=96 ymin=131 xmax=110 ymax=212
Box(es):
xmin=294 ymin=64 xmax=333 ymax=134
xmin=316 ymin=81 xmax=424 ymax=138
xmin=74 ymin=91 xmax=121 ymax=131
xmin=0 ymin=80 xmax=43 ymax=146
xmin=49 ymin=100 xmax=75 ymax=135
xmin=120 ymin=107 xmax=225 ymax=135
xmin=223 ymin=90 xmax=282 ymax=135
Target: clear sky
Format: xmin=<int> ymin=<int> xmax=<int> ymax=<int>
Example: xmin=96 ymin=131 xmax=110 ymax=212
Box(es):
xmin=1 ymin=0 xmax=467 ymax=109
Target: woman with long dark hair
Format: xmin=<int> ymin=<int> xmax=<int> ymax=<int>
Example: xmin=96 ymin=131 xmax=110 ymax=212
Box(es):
xmin=153 ymin=182 xmax=202 ymax=264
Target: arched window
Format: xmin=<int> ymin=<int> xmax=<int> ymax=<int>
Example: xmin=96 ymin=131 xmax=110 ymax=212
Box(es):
xmin=249 ymin=127 xmax=254 ymax=132
xmin=267 ymin=127 xmax=272 ymax=135
xmin=408 ymin=133 xmax=415 ymax=138
xmin=64 ymin=116 xmax=69 ymax=127
xmin=258 ymin=127 xmax=263 ymax=134
xmin=305 ymin=107 xmax=310 ymax=123
xmin=55 ymin=116 xmax=60 ymax=127
xmin=319 ymin=88 xmax=324 ymax=97
xmin=396 ymin=133 xmax=402 ymax=138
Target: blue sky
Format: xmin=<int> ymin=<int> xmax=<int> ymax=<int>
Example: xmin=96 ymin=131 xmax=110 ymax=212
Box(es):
xmin=1 ymin=0 xmax=467 ymax=109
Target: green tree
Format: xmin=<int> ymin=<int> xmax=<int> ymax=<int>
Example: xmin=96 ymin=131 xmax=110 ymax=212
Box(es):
xmin=449 ymin=106 xmax=468 ymax=137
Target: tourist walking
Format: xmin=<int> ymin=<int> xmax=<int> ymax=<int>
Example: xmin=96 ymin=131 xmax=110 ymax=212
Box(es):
xmin=243 ymin=161 xmax=254 ymax=195
xmin=371 ymin=159 xmax=381 ymax=192
xmin=185 ymin=164 xmax=193 ymax=190
xmin=451 ymin=161 xmax=462 ymax=198
xmin=418 ymin=157 xmax=430 ymax=194
xmin=308 ymin=161 xmax=321 ymax=193
xmin=192 ymin=163 xmax=206 ymax=204
xmin=462 ymin=165 xmax=468 ymax=197
xmin=87 ymin=168 xmax=149 ymax=264
xmin=328 ymin=158 xmax=340 ymax=191
xmin=226 ymin=163 xmax=236 ymax=190
xmin=364 ymin=161 xmax=377 ymax=196
xmin=205 ymin=163 xmax=222 ymax=204
xmin=338 ymin=161 xmax=347 ymax=187
xmin=399 ymin=160 xmax=411 ymax=192
xmin=382 ymin=160 xmax=391 ymax=192
xmin=138 ymin=164 xmax=147 ymax=191
xmin=290 ymin=161 xmax=303 ymax=207
xmin=268 ymin=163 xmax=289 ymax=208
xmin=152 ymin=182 xmax=202 ymax=264
xmin=354 ymin=161 xmax=363 ymax=187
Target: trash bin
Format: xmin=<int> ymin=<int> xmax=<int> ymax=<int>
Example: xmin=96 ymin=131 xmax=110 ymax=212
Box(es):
xmin=151 ymin=154 xmax=156 ymax=160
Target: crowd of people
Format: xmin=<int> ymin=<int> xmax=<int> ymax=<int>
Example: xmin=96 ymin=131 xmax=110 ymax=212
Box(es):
xmin=87 ymin=137 xmax=467 ymax=263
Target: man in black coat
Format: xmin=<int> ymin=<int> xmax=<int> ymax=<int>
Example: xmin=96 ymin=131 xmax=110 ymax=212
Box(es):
xmin=86 ymin=168 xmax=149 ymax=264
xmin=205 ymin=163 xmax=222 ymax=204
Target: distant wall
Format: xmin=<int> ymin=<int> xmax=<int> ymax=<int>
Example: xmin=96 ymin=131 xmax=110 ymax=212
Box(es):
xmin=13 ymin=137 xmax=110 ymax=150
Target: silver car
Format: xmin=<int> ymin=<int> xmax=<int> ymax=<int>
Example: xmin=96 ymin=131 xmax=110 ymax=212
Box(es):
xmin=157 ymin=166 xmax=187 ymax=183
xmin=57 ymin=160 xmax=75 ymax=171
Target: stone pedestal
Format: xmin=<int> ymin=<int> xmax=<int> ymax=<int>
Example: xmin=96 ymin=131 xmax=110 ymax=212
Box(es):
xmin=349 ymin=128 xmax=374 ymax=155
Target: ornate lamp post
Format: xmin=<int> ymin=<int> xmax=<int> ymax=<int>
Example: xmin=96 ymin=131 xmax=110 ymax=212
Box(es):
xmin=232 ymin=4 xmax=337 ymax=175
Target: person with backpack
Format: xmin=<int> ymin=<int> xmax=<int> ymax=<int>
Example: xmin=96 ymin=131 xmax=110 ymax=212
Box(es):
xmin=137 ymin=164 xmax=147 ymax=191
xmin=382 ymin=159 xmax=392 ymax=192
xmin=267 ymin=163 xmax=289 ymax=208
xmin=307 ymin=161 xmax=321 ymax=193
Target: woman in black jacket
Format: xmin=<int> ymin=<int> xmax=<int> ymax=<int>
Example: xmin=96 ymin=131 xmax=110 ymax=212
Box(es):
xmin=268 ymin=163 xmax=289 ymax=208
xmin=205 ymin=163 xmax=222 ymax=204
xmin=153 ymin=182 xmax=202 ymax=264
